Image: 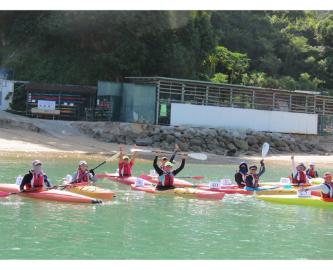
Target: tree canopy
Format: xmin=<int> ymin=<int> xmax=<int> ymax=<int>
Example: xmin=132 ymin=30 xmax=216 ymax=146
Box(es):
xmin=1 ymin=10 xmax=333 ymax=93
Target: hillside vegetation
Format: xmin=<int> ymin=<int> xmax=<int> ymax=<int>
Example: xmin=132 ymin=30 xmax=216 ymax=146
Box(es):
xmin=1 ymin=11 xmax=333 ymax=93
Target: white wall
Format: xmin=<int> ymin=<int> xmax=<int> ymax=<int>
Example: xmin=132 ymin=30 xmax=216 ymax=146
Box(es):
xmin=0 ymin=79 xmax=14 ymax=110
xmin=171 ymin=103 xmax=318 ymax=134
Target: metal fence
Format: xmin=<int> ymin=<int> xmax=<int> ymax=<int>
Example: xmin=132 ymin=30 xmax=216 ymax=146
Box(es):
xmin=126 ymin=77 xmax=333 ymax=129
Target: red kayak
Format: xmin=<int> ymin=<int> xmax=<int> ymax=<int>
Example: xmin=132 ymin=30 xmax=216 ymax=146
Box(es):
xmin=130 ymin=184 xmax=225 ymax=200
xmin=96 ymin=173 xmax=194 ymax=188
xmin=0 ymin=184 xmax=102 ymax=204
xmin=198 ymin=186 xmax=253 ymax=195
xmin=96 ymin=173 xmax=151 ymax=186
xmin=0 ymin=191 xmax=10 ymax=197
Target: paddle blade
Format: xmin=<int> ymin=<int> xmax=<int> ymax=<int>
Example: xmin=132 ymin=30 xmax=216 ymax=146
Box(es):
xmin=108 ymin=152 xmax=120 ymax=162
xmin=188 ymin=153 xmax=207 ymax=160
xmin=130 ymin=148 xmax=152 ymax=153
xmin=261 ymin=142 xmax=270 ymax=158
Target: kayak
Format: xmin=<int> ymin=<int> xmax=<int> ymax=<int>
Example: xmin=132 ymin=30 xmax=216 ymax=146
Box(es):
xmin=130 ymin=185 xmax=225 ymax=200
xmin=198 ymin=186 xmax=253 ymax=195
xmin=0 ymin=184 xmax=102 ymax=204
xmin=96 ymin=173 xmax=194 ymax=187
xmin=96 ymin=173 xmax=151 ymax=186
xmin=256 ymin=194 xmax=333 ymax=209
xmin=197 ymin=185 xmax=294 ymax=195
xmin=139 ymin=174 xmax=194 ymax=187
xmin=0 ymin=191 xmax=9 ymax=197
xmin=61 ymin=183 xmax=115 ymax=200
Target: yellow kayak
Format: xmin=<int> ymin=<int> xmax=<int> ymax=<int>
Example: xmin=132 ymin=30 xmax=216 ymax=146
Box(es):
xmin=62 ymin=184 xmax=115 ymax=200
xmin=256 ymin=194 xmax=333 ymax=209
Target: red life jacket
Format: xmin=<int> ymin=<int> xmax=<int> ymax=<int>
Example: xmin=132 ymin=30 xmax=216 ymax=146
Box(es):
xmin=158 ymin=173 xmax=174 ymax=187
xmin=322 ymin=183 xmax=333 ymax=199
xmin=76 ymin=170 xmax=89 ymax=183
xmin=292 ymin=171 xmax=307 ymax=184
xmin=119 ymin=161 xmax=133 ymax=177
xmin=31 ymin=172 xmax=44 ymax=188
xmin=307 ymin=169 xmax=316 ymax=178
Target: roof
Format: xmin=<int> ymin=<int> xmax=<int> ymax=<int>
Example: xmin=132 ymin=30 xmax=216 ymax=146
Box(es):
xmin=25 ymin=82 xmax=96 ymax=95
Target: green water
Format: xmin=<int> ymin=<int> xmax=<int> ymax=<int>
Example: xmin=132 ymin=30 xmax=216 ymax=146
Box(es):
xmin=1 ymin=154 xmax=333 ymax=260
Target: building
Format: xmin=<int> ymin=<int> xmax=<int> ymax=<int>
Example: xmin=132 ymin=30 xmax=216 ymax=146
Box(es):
xmin=121 ymin=76 xmax=333 ymax=135
xmin=25 ymin=82 xmax=96 ymax=120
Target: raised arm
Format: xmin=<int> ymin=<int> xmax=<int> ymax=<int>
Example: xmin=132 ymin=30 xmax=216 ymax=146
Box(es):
xmin=173 ymin=153 xmax=186 ymax=176
xmin=257 ymin=160 xmax=266 ymax=178
xmin=153 ymin=155 xmax=164 ymax=176
xmin=291 ymin=155 xmax=297 ymax=176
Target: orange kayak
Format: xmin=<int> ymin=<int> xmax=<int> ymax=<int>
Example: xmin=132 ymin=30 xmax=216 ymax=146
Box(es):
xmin=0 ymin=184 xmax=102 ymax=204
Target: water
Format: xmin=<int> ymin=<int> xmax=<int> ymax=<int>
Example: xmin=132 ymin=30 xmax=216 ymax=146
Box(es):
xmin=1 ymin=154 xmax=333 ymax=259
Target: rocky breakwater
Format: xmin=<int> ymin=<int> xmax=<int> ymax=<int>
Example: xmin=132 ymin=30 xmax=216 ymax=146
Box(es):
xmin=73 ymin=121 xmax=329 ymax=156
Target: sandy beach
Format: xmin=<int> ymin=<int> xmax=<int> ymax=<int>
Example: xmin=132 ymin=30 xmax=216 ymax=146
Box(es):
xmin=1 ymin=120 xmax=333 ymax=168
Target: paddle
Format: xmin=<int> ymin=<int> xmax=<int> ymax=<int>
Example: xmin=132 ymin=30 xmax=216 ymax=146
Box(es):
xmin=130 ymin=148 xmax=207 ymax=161
xmin=91 ymin=152 xmax=121 ymax=171
xmin=177 ymin=176 xmax=204 ymax=180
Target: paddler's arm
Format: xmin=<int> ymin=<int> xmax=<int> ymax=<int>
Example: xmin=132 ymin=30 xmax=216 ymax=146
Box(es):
xmin=173 ymin=153 xmax=186 ymax=176
xmin=257 ymin=160 xmax=265 ymax=178
xmin=119 ymin=145 xmax=124 ymax=163
xmin=303 ymin=184 xmax=329 ymax=193
xmin=153 ymin=155 xmax=164 ymax=176
xmin=44 ymin=175 xmax=52 ymax=188
xmin=19 ymin=173 xmax=32 ymax=192
xmin=291 ymin=155 xmax=297 ymax=176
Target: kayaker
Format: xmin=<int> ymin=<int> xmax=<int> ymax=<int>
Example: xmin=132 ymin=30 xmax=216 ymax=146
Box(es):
xmin=234 ymin=162 xmax=248 ymax=188
xmin=306 ymin=161 xmax=319 ymax=179
xmin=118 ymin=145 xmax=137 ymax=177
xmin=303 ymin=172 xmax=333 ymax=198
xmin=68 ymin=160 xmax=96 ymax=184
xmin=159 ymin=144 xmax=180 ymax=169
xmin=19 ymin=160 xmax=52 ymax=192
xmin=244 ymin=160 xmax=265 ymax=190
xmin=153 ymin=151 xmax=187 ymax=190
xmin=291 ymin=156 xmax=309 ymax=185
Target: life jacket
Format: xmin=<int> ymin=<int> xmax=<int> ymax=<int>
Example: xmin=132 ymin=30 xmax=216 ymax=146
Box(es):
xmin=76 ymin=170 xmax=89 ymax=183
xmin=322 ymin=183 xmax=333 ymax=199
xmin=31 ymin=172 xmax=44 ymax=188
xmin=306 ymin=169 xmax=317 ymax=178
xmin=245 ymin=174 xmax=259 ymax=188
xmin=119 ymin=162 xmax=132 ymax=177
xmin=158 ymin=173 xmax=174 ymax=187
xmin=292 ymin=171 xmax=307 ymax=184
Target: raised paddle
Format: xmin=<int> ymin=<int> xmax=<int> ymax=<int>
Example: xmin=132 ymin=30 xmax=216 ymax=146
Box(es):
xmin=91 ymin=152 xmax=121 ymax=171
xmin=261 ymin=142 xmax=270 ymax=159
xmin=130 ymin=148 xmax=207 ymax=161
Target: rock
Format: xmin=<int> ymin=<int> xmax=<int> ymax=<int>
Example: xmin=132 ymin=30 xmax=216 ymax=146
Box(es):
xmin=233 ymin=139 xmax=249 ymax=151
xmin=226 ymin=143 xmax=237 ymax=151
xmin=246 ymin=135 xmax=258 ymax=146
xmin=189 ymin=145 xmax=202 ymax=152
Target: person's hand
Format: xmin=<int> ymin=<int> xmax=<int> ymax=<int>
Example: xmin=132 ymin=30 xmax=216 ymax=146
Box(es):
xmin=260 ymin=159 xmax=264 ymax=166
xmin=89 ymin=169 xmax=95 ymax=176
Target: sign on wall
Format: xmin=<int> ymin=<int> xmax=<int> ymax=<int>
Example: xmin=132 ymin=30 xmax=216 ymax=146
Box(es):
xmin=37 ymin=100 xmax=56 ymax=111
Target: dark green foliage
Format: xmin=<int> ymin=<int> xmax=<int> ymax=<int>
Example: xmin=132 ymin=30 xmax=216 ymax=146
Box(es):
xmin=0 ymin=11 xmax=333 ymax=93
